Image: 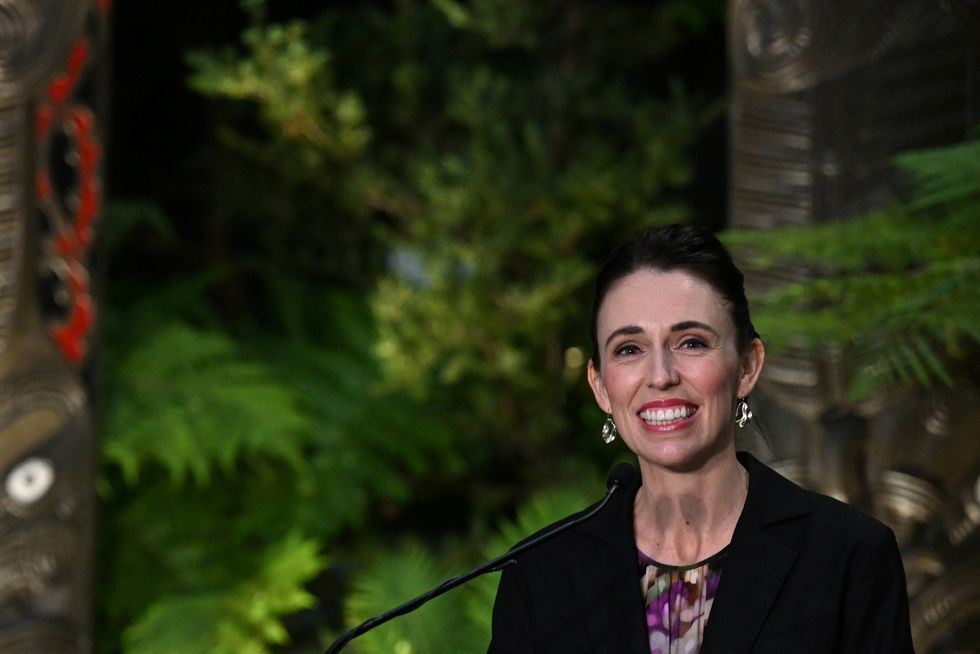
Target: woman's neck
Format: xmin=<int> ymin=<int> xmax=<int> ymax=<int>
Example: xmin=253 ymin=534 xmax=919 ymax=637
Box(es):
xmin=633 ymin=450 xmax=748 ymax=566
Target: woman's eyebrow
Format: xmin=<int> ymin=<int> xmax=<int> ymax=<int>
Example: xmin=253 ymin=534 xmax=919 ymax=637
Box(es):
xmin=671 ymin=320 xmax=719 ymax=336
xmin=604 ymin=321 xmax=720 ymax=348
xmin=604 ymin=325 xmax=644 ymax=348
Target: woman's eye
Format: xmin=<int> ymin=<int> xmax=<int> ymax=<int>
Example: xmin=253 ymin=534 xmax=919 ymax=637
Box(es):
xmin=614 ymin=344 xmax=641 ymax=357
xmin=679 ymin=338 xmax=707 ymax=349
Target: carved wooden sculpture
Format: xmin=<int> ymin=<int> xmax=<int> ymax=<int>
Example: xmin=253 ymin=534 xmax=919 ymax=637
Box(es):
xmin=0 ymin=0 xmax=107 ymax=651
xmin=728 ymin=1 xmax=980 ymax=651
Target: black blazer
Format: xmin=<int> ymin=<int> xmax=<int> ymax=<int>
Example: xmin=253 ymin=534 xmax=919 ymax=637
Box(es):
xmin=488 ymin=452 xmax=914 ymax=653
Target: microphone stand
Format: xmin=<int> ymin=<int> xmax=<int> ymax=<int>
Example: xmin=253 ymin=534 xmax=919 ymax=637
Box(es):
xmin=323 ymin=469 xmax=632 ymax=653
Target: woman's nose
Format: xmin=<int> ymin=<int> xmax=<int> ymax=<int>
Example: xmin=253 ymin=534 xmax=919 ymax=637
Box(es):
xmin=646 ymin=349 xmax=680 ymax=388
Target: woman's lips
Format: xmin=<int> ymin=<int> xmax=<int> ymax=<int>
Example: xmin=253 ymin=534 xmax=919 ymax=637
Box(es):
xmin=637 ymin=401 xmax=698 ymax=431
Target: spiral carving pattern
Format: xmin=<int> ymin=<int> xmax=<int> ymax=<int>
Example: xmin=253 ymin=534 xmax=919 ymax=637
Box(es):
xmin=731 ymin=0 xmax=948 ymax=94
xmin=0 ymin=0 xmax=87 ymax=100
xmin=730 ymin=0 xmax=820 ymax=92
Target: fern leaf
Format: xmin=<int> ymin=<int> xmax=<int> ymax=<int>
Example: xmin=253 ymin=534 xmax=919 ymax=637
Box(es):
xmin=103 ymin=321 xmax=310 ymax=486
xmin=122 ymin=532 xmax=323 ymax=654
xmin=912 ymin=333 xmax=954 ymax=387
xmin=342 ymin=542 xmax=481 ymax=654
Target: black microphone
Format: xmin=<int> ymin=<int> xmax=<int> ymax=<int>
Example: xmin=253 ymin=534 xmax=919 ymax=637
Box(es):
xmin=323 ymin=462 xmax=636 ymax=653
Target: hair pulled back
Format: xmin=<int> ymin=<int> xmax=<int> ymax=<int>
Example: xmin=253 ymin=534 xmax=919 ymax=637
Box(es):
xmin=590 ymin=224 xmax=759 ymax=369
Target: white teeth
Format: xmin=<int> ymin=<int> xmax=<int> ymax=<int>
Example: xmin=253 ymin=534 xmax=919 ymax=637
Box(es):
xmin=639 ymin=406 xmax=693 ymax=425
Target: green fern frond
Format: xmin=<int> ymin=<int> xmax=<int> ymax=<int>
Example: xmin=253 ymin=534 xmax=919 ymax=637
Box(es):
xmin=726 ymin=136 xmax=980 ymax=400
xmin=753 ymin=258 xmax=979 ymax=397
xmin=121 ymin=532 xmax=323 ymax=654
xmin=103 ymin=321 xmax=310 ymax=486
xmin=895 ymin=139 xmax=980 ymax=212
xmin=342 ymin=542 xmax=481 ymax=654
xmin=244 ymin=333 xmax=462 ymax=538
xmin=725 ymin=208 xmax=978 ymax=272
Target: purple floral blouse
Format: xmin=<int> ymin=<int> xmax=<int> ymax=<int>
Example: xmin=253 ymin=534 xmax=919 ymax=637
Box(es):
xmin=638 ymin=547 xmax=727 ymax=654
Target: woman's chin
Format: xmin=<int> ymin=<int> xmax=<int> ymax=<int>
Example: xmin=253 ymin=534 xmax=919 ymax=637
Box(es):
xmin=634 ymin=439 xmax=732 ymax=474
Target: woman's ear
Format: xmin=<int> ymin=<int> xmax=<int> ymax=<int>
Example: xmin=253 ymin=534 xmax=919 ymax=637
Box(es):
xmin=587 ymin=359 xmax=612 ymax=414
xmin=736 ymin=338 xmax=766 ymax=399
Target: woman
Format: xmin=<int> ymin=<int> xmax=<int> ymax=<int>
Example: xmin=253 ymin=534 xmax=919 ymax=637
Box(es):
xmin=488 ymin=225 xmax=914 ymax=654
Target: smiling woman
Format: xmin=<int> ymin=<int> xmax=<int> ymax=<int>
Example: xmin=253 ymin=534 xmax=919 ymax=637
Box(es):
xmin=589 ymin=268 xmax=763 ymax=485
xmin=488 ymin=225 xmax=915 ymax=654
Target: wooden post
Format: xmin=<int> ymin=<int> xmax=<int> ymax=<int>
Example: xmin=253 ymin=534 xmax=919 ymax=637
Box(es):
xmin=727 ymin=1 xmax=980 ymax=650
xmin=0 ymin=0 xmax=108 ymax=651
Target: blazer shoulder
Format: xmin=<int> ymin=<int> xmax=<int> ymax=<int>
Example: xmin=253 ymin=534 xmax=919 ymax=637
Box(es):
xmin=802 ymin=486 xmax=896 ymax=543
xmin=739 ymin=451 xmax=896 ymax=545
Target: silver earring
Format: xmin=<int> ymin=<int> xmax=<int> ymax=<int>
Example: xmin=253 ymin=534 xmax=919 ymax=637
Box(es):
xmin=735 ymin=397 xmax=753 ymax=428
xmin=601 ymin=416 xmax=617 ymax=444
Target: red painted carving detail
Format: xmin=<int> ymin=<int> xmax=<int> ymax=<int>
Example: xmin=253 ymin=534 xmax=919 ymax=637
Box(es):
xmin=47 ymin=38 xmax=89 ymax=105
xmin=35 ymin=7 xmax=104 ymax=365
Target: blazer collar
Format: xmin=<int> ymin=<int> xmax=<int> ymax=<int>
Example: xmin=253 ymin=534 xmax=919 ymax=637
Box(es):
xmin=574 ymin=462 xmax=649 ymax=653
xmin=732 ymin=451 xmax=810 ymax=528
xmin=700 ymin=451 xmax=811 ymax=654
xmin=578 ymin=452 xmax=810 ymax=540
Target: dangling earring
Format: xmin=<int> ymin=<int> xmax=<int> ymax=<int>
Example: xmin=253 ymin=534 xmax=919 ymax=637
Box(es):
xmin=601 ymin=415 xmax=617 ymax=444
xmin=735 ymin=397 xmax=753 ymax=428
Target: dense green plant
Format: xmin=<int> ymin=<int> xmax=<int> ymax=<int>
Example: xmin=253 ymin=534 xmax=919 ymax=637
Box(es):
xmin=97 ymin=279 xmax=461 ymax=651
xmin=186 ymin=0 xmax=725 ymax=474
xmin=99 ymin=0 xmax=727 ymax=651
xmin=725 ymin=138 xmax=980 ymax=400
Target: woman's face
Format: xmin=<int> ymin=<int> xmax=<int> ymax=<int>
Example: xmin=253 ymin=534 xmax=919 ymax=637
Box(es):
xmin=588 ymin=269 xmax=764 ymax=473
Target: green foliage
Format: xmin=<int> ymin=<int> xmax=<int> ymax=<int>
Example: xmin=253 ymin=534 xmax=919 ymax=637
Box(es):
xmin=339 ymin=480 xmax=598 ymax=653
xmin=184 ymin=0 xmax=725 ymax=466
xmin=899 ymin=138 xmax=980 ymax=216
xmin=342 ymin=542 xmax=479 ymax=654
xmin=725 ymin=139 xmax=980 ymax=400
xmin=100 ymin=1 xmax=727 ymax=651
xmin=121 ymin=532 xmax=322 ymax=654
xmin=98 ymin=270 xmax=461 ymax=653
xmin=187 ymin=19 xmax=370 ymax=163
xmin=103 ymin=320 xmax=308 ymax=486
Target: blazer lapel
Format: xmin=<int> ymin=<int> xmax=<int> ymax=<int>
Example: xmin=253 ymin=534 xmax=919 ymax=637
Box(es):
xmin=574 ymin=466 xmax=650 ymax=654
xmin=701 ymin=453 xmax=810 ymax=654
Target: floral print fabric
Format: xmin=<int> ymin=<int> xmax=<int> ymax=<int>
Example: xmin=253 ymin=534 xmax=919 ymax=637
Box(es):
xmin=638 ymin=547 xmax=727 ymax=654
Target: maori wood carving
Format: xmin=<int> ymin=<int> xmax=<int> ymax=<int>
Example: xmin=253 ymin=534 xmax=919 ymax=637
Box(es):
xmin=0 ymin=0 xmax=107 ymax=651
xmin=728 ymin=1 xmax=980 ymax=651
